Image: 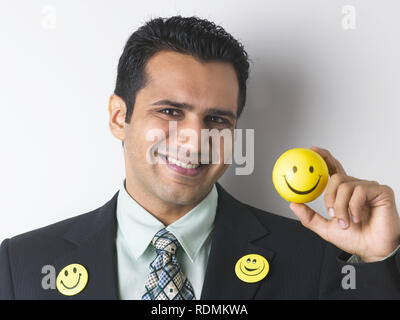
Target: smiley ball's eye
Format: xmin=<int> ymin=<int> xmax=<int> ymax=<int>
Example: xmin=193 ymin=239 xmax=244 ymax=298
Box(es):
xmin=309 ymin=166 xmax=314 ymax=173
xmin=246 ymin=258 xmax=251 ymax=263
xmin=293 ymin=166 xmax=297 ymax=173
xmin=64 ymin=270 xmax=68 ymax=277
xmin=252 ymin=259 xmax=256 ymax=264
xmin=73 ymin=267 xmax=77 ymax=273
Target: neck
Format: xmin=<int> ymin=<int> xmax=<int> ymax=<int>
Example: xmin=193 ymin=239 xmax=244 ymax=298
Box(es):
xmin=124 ymin=179 xmax=202 ymax=226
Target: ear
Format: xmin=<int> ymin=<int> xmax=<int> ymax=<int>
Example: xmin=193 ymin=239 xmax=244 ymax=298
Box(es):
xmin=108 ymin=94 xmax=126 ymax=141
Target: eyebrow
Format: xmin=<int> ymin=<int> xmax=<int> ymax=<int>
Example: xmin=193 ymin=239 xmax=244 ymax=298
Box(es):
xmin=150 ymin=99 xmax=237 ymax=120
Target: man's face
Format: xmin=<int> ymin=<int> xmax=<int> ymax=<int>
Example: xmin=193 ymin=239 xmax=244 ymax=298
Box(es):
xmin=117 ymin=50 xmax=239 ymax=207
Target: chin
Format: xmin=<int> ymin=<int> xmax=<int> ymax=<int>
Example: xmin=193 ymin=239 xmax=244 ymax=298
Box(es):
xmin=155 ymin=183 xmax=207 ymax=206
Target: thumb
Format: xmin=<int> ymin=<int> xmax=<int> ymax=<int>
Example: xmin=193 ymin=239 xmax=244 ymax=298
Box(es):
xmin=289 ymin=202 xmax=329 ymax=240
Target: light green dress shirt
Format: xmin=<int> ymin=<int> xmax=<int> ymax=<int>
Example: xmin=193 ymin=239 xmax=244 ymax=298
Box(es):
xmin=115 ymin=181 xmax=218 ymax=300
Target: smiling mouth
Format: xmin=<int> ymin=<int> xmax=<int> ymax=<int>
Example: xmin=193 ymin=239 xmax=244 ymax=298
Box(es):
xmin=60 ymin=273 xmax=81 ymax=290
xmin=284 ymin=175 xmax=321 ymax=195
xmin=244 ymin=266 xmax=259 ymax=272
xmin=240 ymin=262 xmax=265 ymax=276
xmin=158 ymin=153 xmax=209 ymax=177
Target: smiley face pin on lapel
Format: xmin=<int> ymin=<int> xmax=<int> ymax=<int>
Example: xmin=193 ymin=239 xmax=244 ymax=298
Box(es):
xmin=235 ymin=254 xmax=269 ymax=283
xmin=56 ymin=264 xmax=88 ymax=296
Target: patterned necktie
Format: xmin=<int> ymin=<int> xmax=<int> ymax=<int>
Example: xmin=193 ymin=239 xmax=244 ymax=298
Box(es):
xmin=141 ymin=228 xmax=196 ymax=300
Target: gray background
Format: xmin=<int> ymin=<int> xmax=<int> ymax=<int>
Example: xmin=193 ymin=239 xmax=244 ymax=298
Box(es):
xmin=1 ymin=0 xmax=399 ymax=240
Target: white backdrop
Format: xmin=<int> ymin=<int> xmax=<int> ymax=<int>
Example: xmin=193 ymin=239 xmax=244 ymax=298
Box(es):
xmin=1 ymin=0 xmax=399 ymax=241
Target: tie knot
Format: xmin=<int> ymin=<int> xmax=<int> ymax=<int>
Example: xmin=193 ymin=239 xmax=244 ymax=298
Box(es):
xmin=151 ymin=229 xmax=180 ymax=255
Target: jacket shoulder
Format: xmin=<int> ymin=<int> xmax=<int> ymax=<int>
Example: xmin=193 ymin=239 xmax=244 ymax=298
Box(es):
xmin=4 ymin=208 xmax=100 ymax=261
xmin=5 ymin=191 xmax=119 ymax=254
xmin=0 ymin=192 xmax=119 ymax=299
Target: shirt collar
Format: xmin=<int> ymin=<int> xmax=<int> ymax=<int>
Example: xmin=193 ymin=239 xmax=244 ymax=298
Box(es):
xmin=116 ymin=180 xmax=218 ymax=263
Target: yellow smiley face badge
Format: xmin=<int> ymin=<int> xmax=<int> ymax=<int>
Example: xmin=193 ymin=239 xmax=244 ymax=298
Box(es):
xmin=56 ymin=264 xmax=88 ymax=296
xmin=272 ymin=148 xmax=329 ymax=203
xmin=235 ymin=254 xmax=269 ymax=283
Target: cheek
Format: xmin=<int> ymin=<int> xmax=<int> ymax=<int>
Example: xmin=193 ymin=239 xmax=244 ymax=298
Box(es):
xmin=215 ymin=133 xmax=234 ymax=164
xmin=127 ymin=120 xmax=169 ymax=156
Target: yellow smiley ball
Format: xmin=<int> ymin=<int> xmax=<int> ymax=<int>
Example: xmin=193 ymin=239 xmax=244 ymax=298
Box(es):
xmin=56 ymin=263 xmax=88 ymax=296
xmin=235 ymin=254 xmax=269 ymax=283
xmin=272 ymin=148 xmax=329 ymax=203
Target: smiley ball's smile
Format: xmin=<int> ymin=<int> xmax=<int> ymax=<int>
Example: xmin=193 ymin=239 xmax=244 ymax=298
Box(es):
xmin=284 ymin=174 xmax=322 ymax=195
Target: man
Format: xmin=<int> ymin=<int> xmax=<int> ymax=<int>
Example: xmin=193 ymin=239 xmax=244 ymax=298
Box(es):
xmin=1 ymin=15 xmax=399 ymax=300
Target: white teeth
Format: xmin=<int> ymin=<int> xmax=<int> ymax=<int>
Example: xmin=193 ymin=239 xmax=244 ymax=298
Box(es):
xmin=167 ymin=156 xmax=200 ymax=169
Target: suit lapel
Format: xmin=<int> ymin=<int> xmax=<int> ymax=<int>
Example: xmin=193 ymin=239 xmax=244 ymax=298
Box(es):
xmin=53 ymin=192 xmax=120 ymax=299
xmin=201 ymin=183 xmax=275 ymax=300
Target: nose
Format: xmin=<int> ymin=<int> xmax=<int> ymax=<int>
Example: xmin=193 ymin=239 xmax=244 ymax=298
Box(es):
xmin=168 ymin=117 xmax=210 ymax=164
xmin=176 ymin=117 xmax=204 ymax=161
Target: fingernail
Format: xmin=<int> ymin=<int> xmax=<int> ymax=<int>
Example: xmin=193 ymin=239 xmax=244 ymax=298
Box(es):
xmin=328 ymin=207 xmax=335 ymax=217
xmin=338 ymin=219 xmax=348 ymax=228
xmin=351 ymin=215 xmax=358 ymax=223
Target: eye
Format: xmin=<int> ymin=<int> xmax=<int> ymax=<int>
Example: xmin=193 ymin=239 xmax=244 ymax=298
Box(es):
xmin=73 ymin=267 xmax=77 ymax=273
xmin=309 ymin=166 xmax=314 ymax=173
xmin=252 ymin=259 xmax=256 ymax=264
xmin=292 ymin=166 xmax=297 ymax=173
xmin=246 ymin=258 xmax=251 ymax=263
xmin=159 ymin=108 xmax=181 ymax=117
xmin=206 ymin=115 xmax=228 ymax=125
xmin=64 ymin=270 xmax=68 ymax=277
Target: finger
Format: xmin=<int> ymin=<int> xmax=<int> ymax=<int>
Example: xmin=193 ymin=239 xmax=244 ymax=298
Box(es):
xmin=333 ymin=181 xmax=357 ymax=229
xmin=324 ymin=173 xmax=353 ymax=218
xmin=349 ymin=184 xmax=369 ymax=224
xmin=349 ymin=182 xmax=393 ymax=222
xmin=310 ymin=146 xmax=347 ymax=176
xmin=290 ymin=202 xmax=329 ymax=241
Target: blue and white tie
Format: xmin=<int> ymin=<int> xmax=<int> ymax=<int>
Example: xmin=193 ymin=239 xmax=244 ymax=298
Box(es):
xmin=141 ymin=228 xmax=196 ymax=300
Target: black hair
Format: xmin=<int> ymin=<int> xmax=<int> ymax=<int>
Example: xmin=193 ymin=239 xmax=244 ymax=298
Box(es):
xmin=114 ymin=15 xmax=250 ymax=123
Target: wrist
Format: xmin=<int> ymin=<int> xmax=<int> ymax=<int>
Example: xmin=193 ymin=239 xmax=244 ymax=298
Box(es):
xmin=359 ymin=255 xmax=384 ymax=263
xmin=360 ymin=241 xmax=400 ymax=263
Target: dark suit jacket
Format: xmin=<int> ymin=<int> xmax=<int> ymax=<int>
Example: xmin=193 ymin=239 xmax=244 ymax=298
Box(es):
xmin=1 ymin=183 xmax=399 ymax=299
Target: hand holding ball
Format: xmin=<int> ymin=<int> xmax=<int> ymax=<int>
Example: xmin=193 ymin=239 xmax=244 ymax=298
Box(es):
xmin=272 ymin=148 xmax=329 ymax=203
